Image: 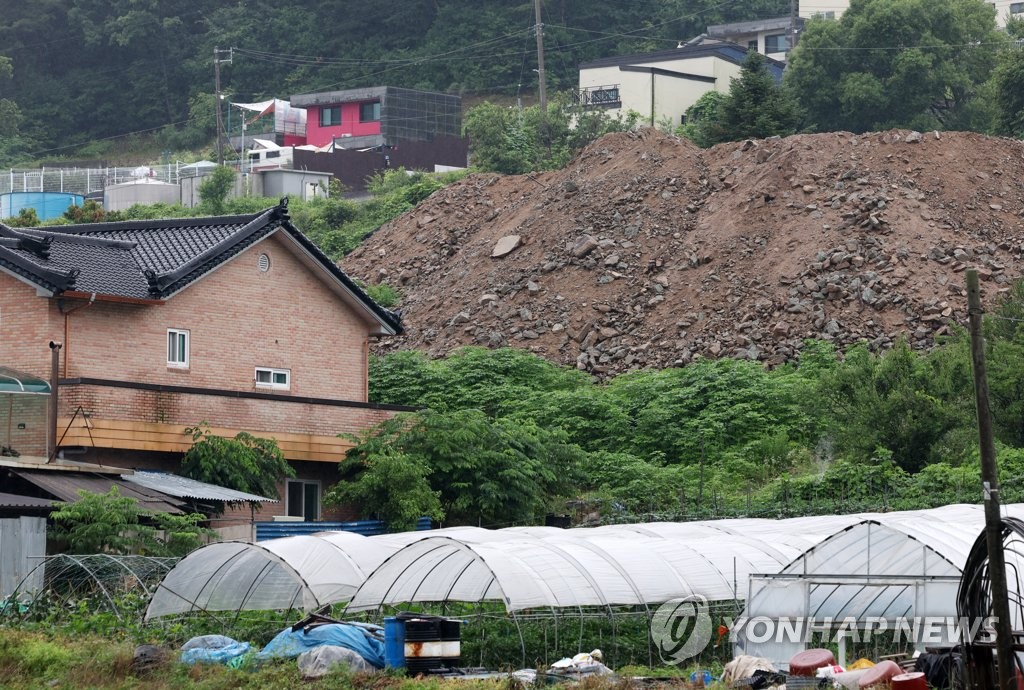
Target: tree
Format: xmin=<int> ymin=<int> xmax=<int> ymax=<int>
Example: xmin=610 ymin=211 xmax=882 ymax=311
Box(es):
xmin=180 ymin=422 xmax=293 ymax=502
xmin=817 ymin=340 xmax=970 ymax=472
xmin=785 ymin=0 xmax=1003 ymax=132
xmin=324 ymin=422 xmax=443 ymax=531
xmin=332 ymin=410 xmax=583 ymax=527
xmin=718 ymin=51 xmax=799 ymax=141
xmin=678 ymin=91 xmax=728 ymax=147
xmin=63 ymin=199 xmax=106 ymax=224
xmin=464 ymin=96 xmax=638 ymax=175
xmin=197 ymin=165 xmax=236 ymax=214
xmin=48 ymin=486 xmax=211 ymax=555
xmin=992 ymin=47 xmax=1024 ymax=137
xmin=0 ymin=57 xmax=22 ymax=139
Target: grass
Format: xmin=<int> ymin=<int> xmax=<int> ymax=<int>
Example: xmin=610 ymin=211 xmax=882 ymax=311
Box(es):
xmin=0 ymin=629 xmax=724 ymax=690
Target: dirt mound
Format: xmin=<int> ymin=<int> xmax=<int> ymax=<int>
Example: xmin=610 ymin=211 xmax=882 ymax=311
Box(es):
xmin=341 ymin=128 xmax=1024 ymax=375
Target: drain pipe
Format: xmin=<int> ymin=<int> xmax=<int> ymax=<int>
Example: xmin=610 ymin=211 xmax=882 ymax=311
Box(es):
xmin=60 ymin=292 xmax=96 ymax=378
xmin=47 ymin=341 xmax=62 ymax=462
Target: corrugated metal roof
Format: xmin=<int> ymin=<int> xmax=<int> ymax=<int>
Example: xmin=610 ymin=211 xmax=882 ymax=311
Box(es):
xmin=0 ymin=491 xmax=57 ymax=509
xmin=13 ymin=470 xmax=184 ymax=514
xmin=122 ymin=471 xmax=276 ymax=503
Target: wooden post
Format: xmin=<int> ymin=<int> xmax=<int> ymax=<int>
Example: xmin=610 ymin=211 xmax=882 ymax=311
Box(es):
xmin=967 ymin=269 xmax=1015 ymax=690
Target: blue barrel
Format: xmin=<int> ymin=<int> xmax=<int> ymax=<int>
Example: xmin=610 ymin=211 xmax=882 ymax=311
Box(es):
xmin=384 ymin=617 xmax=405 ymax=669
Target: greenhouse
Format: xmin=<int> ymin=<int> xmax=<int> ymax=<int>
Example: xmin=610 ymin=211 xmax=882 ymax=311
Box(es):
xmin=736 ymin=503 xmax=1024 ymax=667
xmin=146 ymin=531 xmax=399 ymax=619
xmin=147 ymin=516 xmax=868 ymax=620
xmin=144 ymin=503 xmax=1024 ymax=667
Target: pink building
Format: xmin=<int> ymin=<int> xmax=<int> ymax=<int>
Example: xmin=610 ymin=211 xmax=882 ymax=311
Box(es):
xmin=291 ymin=86 xmax=461 ymax=149
xmin=0 ymin=199 xmax=404 ymax=523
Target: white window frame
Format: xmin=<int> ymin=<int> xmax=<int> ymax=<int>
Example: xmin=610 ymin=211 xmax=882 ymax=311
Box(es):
xmin=255 ymin=366 xmax=290 ymax=390
xmin=286 ymin=479 xmax=321 ymax=521
xmin=167 ymin=329 xmax=189 ymax=368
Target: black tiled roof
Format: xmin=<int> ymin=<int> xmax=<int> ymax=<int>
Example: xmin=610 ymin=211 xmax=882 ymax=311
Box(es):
xmin=0 ymin=199 xmax=402 ymax=334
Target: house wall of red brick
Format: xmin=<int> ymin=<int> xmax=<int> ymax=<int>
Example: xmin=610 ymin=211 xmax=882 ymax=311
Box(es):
xmin=1 ymin=230 xmax=400 ymax=524
xmin=0 ymin=394 xmax=48 ymax=457
xmin=0 ymin=271 xmax=60 ymax=379
xmin=58 ymin=385 xmax=395 ymax=440
xmin=61 ymin=233 xmax=373 ymax=401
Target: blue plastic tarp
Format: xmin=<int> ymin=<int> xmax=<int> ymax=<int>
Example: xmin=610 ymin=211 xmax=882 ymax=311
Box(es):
xmin=256 ymin=623 xmax=385 ymax=668
xmin=180 ymin=635 xmax=251 ymax=665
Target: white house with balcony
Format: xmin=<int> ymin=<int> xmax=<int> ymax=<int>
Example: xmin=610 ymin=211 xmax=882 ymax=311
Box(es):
xmin=577 ymin=42 xmax=785 ymax=128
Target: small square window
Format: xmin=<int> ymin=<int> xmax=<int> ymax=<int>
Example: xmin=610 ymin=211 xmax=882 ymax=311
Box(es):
xmin=167 ymin=329 xmax=189 ymax=368
xmin=1011 ymin=2 xmax=1024 ymax=14
xmin=764 ymin=33 xmax=788 ymax=54
xmin=255 ymin=367 xmax=290 ymax=390
xmin=320 ymin=106 xmax=341 ymax=127
xmin=359 ymin=101 xmax=381 ymax=122
xmin=287 ymin=479 xmax=320 ymax=521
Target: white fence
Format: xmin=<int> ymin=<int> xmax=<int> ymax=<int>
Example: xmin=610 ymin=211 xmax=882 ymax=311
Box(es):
xmin=0 ymin=162 xmax=233 ymax=197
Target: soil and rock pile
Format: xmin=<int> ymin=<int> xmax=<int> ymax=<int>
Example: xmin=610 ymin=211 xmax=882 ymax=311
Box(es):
xmin=341 ymin=128 xmax=1024 ymax=376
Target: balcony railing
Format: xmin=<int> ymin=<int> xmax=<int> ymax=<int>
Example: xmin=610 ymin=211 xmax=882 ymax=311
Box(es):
xmin=575 ymin=85 xmax=622 ymax=108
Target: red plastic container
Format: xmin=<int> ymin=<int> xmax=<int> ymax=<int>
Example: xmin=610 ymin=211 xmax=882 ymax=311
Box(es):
xmin=858 ymin=660 xmax=903 ymax=688
xmin=891 ymin=672 xmax=927 ymax=690
xmin=789 ymin=648 xmax=837 ymax=676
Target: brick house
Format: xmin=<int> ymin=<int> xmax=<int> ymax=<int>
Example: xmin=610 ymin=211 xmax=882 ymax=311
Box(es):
xmin=0 ymin=199 xmax=404 ymax=524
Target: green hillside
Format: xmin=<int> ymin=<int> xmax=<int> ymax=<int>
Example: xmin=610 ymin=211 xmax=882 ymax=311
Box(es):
xmin=0 ymin=0 xmax=790 ymax=164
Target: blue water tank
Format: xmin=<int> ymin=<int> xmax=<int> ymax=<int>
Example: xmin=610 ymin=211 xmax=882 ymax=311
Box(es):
xmin=384 ymin=617 xmax=405 ymax=669
xmin=0 ymin=192 xmax=85 ymax=222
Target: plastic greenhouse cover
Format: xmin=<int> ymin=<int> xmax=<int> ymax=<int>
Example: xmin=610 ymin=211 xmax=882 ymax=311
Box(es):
xmin=146 ymin=533 xmax=398 ymax=620
xmin=737 ymin=503 xmax=1024 ymax=666
xmin=149 ymin=504 xmax=1024 ymax=620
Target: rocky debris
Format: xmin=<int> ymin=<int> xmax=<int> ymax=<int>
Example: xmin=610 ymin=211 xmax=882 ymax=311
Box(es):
xmin=342 ymin=128 xmax=1024 ymax=377
xmin=491 ymin=234 xmax=522 ymax=257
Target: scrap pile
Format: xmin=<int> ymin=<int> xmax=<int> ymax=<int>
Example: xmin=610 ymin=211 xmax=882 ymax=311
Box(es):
xmin=722 ymin=648 xmax=955 ymax=689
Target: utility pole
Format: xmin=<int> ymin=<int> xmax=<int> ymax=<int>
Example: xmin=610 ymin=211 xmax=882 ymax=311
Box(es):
xmin=967 ymin=269 xmax=1015 ymax=690
xmin=213 ymin=47 xmax=233 ymax=165
xmin=534 ymin=0 xmax=547 ymax=113
xmin=789 ymin=0 xmax=798 ymax=52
